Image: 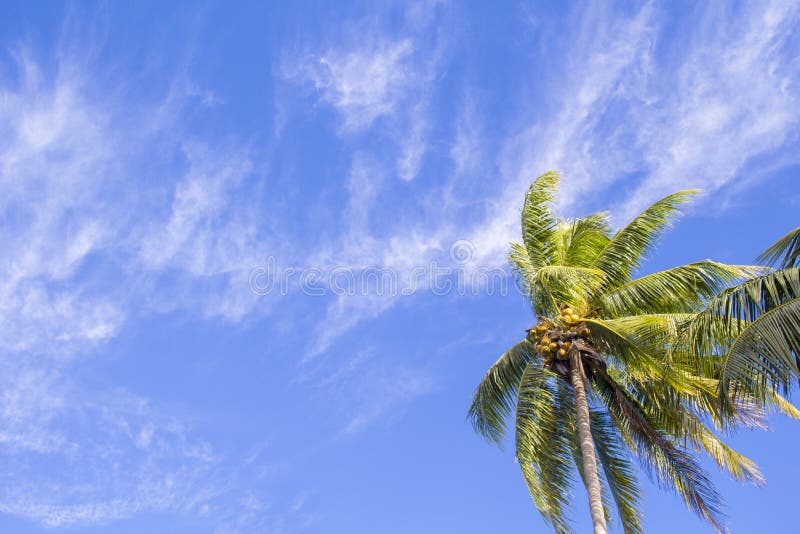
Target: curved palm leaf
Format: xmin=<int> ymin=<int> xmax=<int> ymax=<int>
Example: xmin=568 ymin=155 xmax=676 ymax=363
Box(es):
xmin=521 ymin=171 xmax=560 ymax=269
xmin=592 ymin=370 xmax=725 ymax=531
xmin=719 ymin=298 xmax=800 ymax=403
xmin=469 ymin=340 xmax=537 ymax=443
xmin=688 ymin=268 xmax=800 ymax=400
xmin=601 ymin=262 xmax=765 ymax=316
xmin=552 ymin=214 xmax=612 ymax=268
xmin=592 ymin=190 xmax=699 ymax=291
xmin=515 ymin=364 xmax=574 ymax=532
xmin=758 ymin=226 xmax=800 ymax=268
xmin=509 ymin=242 xmax=559 ymax=316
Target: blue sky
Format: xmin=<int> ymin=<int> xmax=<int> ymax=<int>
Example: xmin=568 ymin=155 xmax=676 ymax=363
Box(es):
xmin=1 ymin=0 xmax=799 ymax=532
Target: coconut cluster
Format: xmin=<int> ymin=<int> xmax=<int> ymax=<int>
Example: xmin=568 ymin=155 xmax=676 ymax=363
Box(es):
xmin=527 ymin=306 xmax=592 ymax=366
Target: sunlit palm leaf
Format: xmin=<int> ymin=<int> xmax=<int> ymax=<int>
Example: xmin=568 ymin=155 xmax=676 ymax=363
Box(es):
xmin=589 ymin=409 xmax=643 ymax=534
xmin=583 ymin=317 xmax=691 ymax=392
xmin=688 ymin=268 xmax=800 ymax=400
xmin=521 ymin=171 xmax=560 ymax=270
xmin=720 ymin=298 xmax=800 ymax=403
xmin=592 ymin=190 xmax=699 ymax=290
xmin=509 ymin=242 xmax=559 ymax=316
xmin=533 ymin=265 xmax=606 ymax=308
xmin=515 ymin=364 xmax=574 ymax=533
xmin=601 ymin=262 xmax=765 ymax=316
xmin=551 ymin=214 xmax=612 ymax=268
xmin=758 ymin=226 xmax=800 ymax=268
xmin=469 ymin=340 xmax=536 ymax=444
xmin=593 ymin=370 xmax=726 ymax=531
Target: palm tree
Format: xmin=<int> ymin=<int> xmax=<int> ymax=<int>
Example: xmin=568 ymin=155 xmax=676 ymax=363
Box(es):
xmin=469 ymin=172 xmax=795 ymax=533
xmin=687 ymin=226 xmax=800 ymax=413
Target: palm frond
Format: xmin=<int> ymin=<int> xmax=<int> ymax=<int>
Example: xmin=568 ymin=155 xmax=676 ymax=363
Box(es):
xmin=515 ymin=364 xmax=574 ymax=533
xmin=583 ymin=317 xmax=693 ymax=393
xmin=552 ymin=214 xmax=612 ymax=268
xmin=533 ymin=265 xmax=606 ymax=307
xmin=719 ymin=297 xmax=800 ymax=403
xmin=510 ymin=244 xmax=605 ymax=312
xmin=686 ymin=268 xmax=800 ymax=400
xmin=509 ymin=242 xmax=559 ymax=316
xmin=692 ymin=420 xmax=763 ymax=485
xmin=635 ymin=384 xmax=763 ymax=485
xmin=593 ymin=370 xmax=726 ymax=531
xmin=601 ymin=262 xmax=766 ymax=316
xmin=521 ymin=171 xmax=560 ymax=270
xmin=590 ymin=409 xmax=643 ymax=534
xmin=592 ymin=190 xmax=699 ymax=290
xmin=469 ymin=340 xmax=536 ymax=444
xmin=758 ymin=226 xmax=800 ymax=268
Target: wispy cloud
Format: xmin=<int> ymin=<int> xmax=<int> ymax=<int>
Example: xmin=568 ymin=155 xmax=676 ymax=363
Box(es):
xmin=300 ymin=347 xmax=435 ymax=438
xmin=0 ymin=362 xmax=215 ymax=527
xmin=459 ymin=0 xmax=800 ymax=267
xmin=292 ymin=0 xmax=800 ymax=358
xmin=298 ymin=37 xmax=415 ymax=132
xmin=284 ymin=4 xmax=448 ymax=181
xmin=0 ymin=42 xmax=284 ymax=530
xmin=4 ymin=2 xmax=800 ymax=528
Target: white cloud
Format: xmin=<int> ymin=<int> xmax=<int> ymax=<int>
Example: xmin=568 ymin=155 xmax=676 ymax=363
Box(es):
xmin=285 ymin=6 xmax=447 ymax=182
xmin=297 ymin=0 xmax=800 ymax=359
xmin=619 ymin=0 xmax=800 ymax=220
xmin=0 ymin=53 xmax=128 ymax=353
xmin=467 ymin=0 xmax=800 ymax=266
xmin=303 ymin=38 xmax=415 ymax=132
xmin=0 ymin=364 xmax=218 ymax=527
xmin=0 ymin=46 xmax=282 ymax=529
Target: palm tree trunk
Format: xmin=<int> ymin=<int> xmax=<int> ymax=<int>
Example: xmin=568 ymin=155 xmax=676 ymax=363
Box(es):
xmin=569 ymin=348 xmax=607 ymax=534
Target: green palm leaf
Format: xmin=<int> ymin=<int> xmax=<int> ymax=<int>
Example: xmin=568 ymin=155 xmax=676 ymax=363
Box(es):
xmin=589 ymin=409 xmax=643 ymax=534
xmin=758 ymin=226 xmax=800 ymax=268
xmin=687 ymin=268 xmax=800 ymax=400
xmin=592 ymin=190 xmax=699 ymax=290
xmin=719 ymin=298 xmax=800 ymax=403
xmin=601 ymin=262 xmax=765 ymax=316
xmin=521 ymin=171 xmax=560 ymax=270
xmin=593 ymin=370 xmax=726 ymax=531
xmin=469 ymin=340 xmax=536 ymax=444
xmin=515 ymin=364 xmax=574 ymax=532
xmin=552 ymin=214 xmax=612 ymax=268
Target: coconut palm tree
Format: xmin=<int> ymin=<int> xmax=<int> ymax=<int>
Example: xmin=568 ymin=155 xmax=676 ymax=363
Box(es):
xmin=469 ymin=172 xmax=795 ymax=533
xmin=687 ymin=226 xmax=800 ymax=413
